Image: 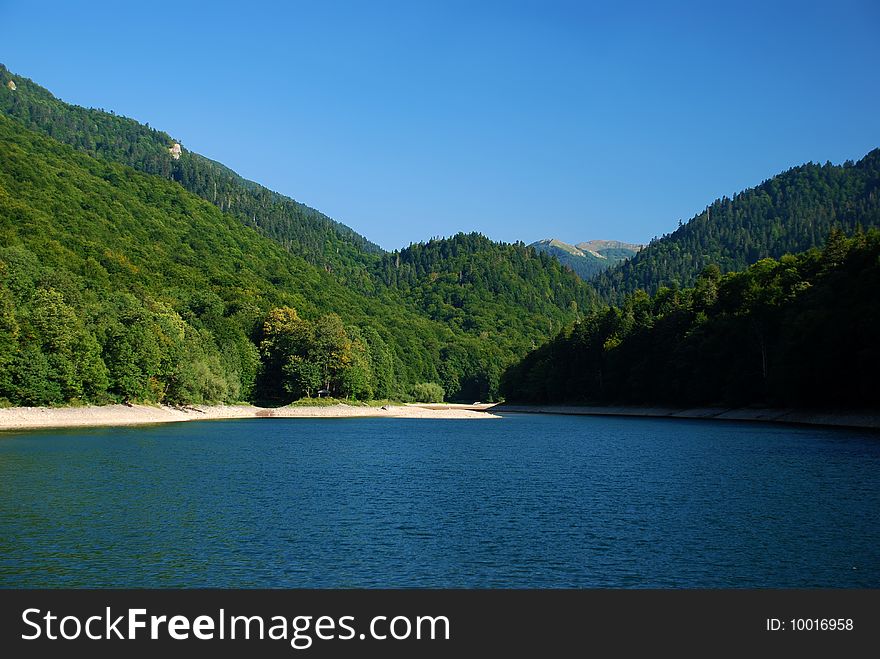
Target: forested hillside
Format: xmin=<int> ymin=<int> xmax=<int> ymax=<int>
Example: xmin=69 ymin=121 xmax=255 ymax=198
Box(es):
xmin=377 ymin=233 xmax=595 ymax=338
xmin=593 ymin=152 xmax=880 ymax=301
xmin=0 ymin=113 xmax=452 ymax=404
xmin=0 ymin=113 xmax=594 ymax=405
xmin=0 ymin=64 xmax=597 ymax=397
xmin=8 ymin=62 xmax=875 ymax=411
xmin=0 ymin=64 xmax=381 ymax=289
xmin=502 ymin=229 xmax=879 ymax=408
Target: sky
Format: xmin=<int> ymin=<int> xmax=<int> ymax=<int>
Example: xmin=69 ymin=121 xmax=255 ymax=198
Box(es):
xmin=2 ymin=0 xmax=879 ymax=250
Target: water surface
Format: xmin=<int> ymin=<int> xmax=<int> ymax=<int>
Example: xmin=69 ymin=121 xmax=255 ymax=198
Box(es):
xmin=1 ymin=414 xmax=878 ymax=587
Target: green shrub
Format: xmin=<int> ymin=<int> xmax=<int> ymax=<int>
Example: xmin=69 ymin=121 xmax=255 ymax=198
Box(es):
xmin=410 ymin=382 xmax=445 ymax=403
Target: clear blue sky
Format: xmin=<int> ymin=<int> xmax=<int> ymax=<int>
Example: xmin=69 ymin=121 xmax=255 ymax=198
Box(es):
xmin=2 ymin=0 xmax=878 ymax=249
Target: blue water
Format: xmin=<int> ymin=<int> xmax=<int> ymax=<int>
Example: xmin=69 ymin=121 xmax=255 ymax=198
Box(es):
xmin=0 ymin=414 xmax=878 ymax=588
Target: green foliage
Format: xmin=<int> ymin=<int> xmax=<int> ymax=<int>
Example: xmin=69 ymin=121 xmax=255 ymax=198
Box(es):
xmin=374 ymin=232 xmax=596 ymax=399
xmin=286 ymin=396 xmax=389 ymax=408
xmin=377 ymin=233 xmax=594 ymax=333
xmin=594 ymin=153 xmax=880 ymax=301
xmin=283 ymin=356 xmax=323 ymax=399
xmin=0 ymin=114 xmax=419 ymax=406
xmin=20 ymin=287 xmax=109 ymax=402
xmin=11 ymin=347 xmax=60 ymax=406
xmin=263 ymin=309 xmax=372 ymax=401
xmin=0 ymin=64 xmax=604 ymax=405
xmin=0 ymin=63 xmax=382 ymax=290
xmin=339 ymin=328 xmax=374 ymax=400
xmin=0 ymin=263 xmax=19 ymax=395
xmin=311 ymin=313 xmax=353 ymax=392
xmin=503 ymin=229 xmax=880 ymax=409
xmin=411 ymin=382 xmax=445 ymax=403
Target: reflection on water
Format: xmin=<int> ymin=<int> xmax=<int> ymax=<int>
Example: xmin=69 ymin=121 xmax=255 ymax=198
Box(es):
xmin=1 ymin=415 xmax=878 ymax=587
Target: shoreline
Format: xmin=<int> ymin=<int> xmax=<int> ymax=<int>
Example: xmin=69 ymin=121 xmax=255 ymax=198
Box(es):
xmin=491 ymin=404 xmax=880 ymax=430
xmin=0 ymin=402 xmax=499 ymax=432
xmin=4 ymin=402 xmax=877 ymax=432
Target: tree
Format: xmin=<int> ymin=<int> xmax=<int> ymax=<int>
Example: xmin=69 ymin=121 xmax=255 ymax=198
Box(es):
xmin=282 ymin=356 xmax=322 ymax=398
xmin=259 ymin=307 xmax=315 ymax=397
xmin=260 ymin=307 xmax=313 ymax=363
xmin=339 ymin=333 xmax=374 ymax=400
xmin=362 ymin=326 xmax=394 ymax=399
xmin=0 ymin=267 xmax=19 ymax=399
xmin=26 ymin=288 xmax=109 ymax=401
xmin=311 ymin=314 xmax=352 ymax=394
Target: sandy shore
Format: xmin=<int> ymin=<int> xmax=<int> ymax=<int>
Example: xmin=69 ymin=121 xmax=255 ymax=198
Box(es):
xmin=0 ymin=402 xmax=499 ymax=431
xmin=492 ymin=404 xmax=880 ymax=429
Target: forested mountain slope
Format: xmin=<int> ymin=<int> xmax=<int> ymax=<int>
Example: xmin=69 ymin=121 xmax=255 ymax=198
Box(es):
xmin=374 ymin=233 xmax=596 ymax=398
xmin=0 ymin=64 xmax=598 ymax=381
xmin=502 ymin=229 xmax=880 ymax=408
xmin=593 ymin=151 xmax=880 ymax=300
xmin=0 ymin=114 xmax=468 ymax=404
xmin=0 ymin=63 xmax=381 ymax=289
xmin=0 ymin=115 xmax=595 ymax=404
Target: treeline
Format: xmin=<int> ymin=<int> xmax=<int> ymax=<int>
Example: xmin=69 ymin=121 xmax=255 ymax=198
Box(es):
xmin=502 ymin=229 xmax=880 ymax=408
xmin=594 ymin=150 xmax=880 ymax=301
xmin=257 ymin=307 xmax=447 ymax=402
xmin=0 ymin=279 xmax=254 ymax=405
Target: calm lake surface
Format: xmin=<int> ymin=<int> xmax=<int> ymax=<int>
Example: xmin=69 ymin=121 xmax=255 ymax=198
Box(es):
xmin=1 ymin=414 xmax=878 ymax=588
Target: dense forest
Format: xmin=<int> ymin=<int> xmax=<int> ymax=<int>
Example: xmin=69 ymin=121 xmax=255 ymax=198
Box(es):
xmin=0 ymin=113 xmax=418 ymax=405
xmin=502 ymin=229 xmax=879 ymax=408
xmin=593 ymin=151 xmax=880 ymax=301
xmin=0 ymin=64 xmax=599 ymax=405
xmin=373 ymin=233 xmax=597 ymax=399
xmin=377 ymin=233 xmax=596 ymax=340
xmin=0 ymin=112 xmax=588 ymax=405
xmin=2 ymin=63 xmax=878 ymax=411
xmin=0 ymin=64 xmax=382 ymax=289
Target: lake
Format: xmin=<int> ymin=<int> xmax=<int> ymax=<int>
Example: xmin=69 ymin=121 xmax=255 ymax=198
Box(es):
xmin=1 ymin=414 xmax=878 ymax=588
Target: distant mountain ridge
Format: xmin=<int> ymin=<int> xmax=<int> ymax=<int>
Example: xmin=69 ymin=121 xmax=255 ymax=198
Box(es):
xmin=529 ymin=238 xmax=642 ymax=280
xmin=575 ymin=239 xmax=643 ymax=255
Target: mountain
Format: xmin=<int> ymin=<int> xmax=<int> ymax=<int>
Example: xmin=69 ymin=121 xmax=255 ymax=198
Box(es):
xmin=529 ymin=238 xmax=641 ymax=280
xmin=502 ymin=228 xmax=880 ymax=409
xmin=0 ymin=63 xmax=382 ymax=290
xmin=0 ymin=113 xmax=454 ymax=404
xmin=593 ymin=151 xmax=880 ymax=301
xmin=0 ymin=67 xmax=601 ymax=405
xmin=376 ymin=233 xmax=598 ymax=399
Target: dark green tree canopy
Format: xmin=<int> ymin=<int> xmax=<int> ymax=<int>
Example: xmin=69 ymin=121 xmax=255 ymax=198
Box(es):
xmin=503 ymin=229 xmax=880 ymax=409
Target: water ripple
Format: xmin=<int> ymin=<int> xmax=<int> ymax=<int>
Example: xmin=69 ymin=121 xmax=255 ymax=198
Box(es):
xmin=0 ymin=415 xmax=878 ymax=587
